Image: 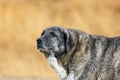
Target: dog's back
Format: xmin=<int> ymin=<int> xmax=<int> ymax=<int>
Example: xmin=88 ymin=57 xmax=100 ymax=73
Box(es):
xmin=79 ymin=36 xmax=120 ymax=80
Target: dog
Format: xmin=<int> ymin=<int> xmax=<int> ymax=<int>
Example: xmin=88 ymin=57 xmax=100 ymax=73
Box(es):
xmin=36 ymin=26 xmax=120 ymax=80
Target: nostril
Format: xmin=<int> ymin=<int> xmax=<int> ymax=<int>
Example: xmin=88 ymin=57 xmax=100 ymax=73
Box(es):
xmin=37 ymin=38 xmax=42 ymax=44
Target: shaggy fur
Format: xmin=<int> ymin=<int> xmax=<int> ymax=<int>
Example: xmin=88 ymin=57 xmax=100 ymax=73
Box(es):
xmin=37 ymin=26 xmax=120 ymax=80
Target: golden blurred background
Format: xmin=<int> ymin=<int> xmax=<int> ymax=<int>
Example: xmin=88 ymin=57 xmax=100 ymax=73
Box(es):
xmin=0 ymin=0 xmax=120 ymax=79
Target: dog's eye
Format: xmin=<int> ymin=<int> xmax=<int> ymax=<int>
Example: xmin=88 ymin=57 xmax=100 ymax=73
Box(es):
xmin=41 ymin=31 xmax=45 ymax=36
xmin=50 ymin=31 xmax=57 ymax=37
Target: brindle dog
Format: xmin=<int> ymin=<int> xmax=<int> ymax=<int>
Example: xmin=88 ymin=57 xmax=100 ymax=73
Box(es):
xmin=37 ymin=26 xmax=120 ymax=80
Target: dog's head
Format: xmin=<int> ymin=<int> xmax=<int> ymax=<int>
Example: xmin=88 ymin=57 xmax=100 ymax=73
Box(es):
xmin=37 ymin=26 xmax=71 ymax=58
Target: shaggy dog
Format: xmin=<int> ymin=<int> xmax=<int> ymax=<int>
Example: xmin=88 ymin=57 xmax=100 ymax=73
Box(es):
xmin=37 ymin=26 xmax=120 ymax=80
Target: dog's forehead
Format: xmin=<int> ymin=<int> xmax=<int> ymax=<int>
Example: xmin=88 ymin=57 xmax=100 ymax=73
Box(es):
xmin=47 ymin=27 xmax=60 ymax=31
xmin=44 ymin=27 xmax=61 ymax=33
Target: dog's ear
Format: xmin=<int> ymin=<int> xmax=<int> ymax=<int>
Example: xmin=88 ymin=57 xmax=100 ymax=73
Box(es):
xmin=63 ymin=29 xmax=74 ymax=53
xmin=57 ymin=27 xmax=74 ymax=53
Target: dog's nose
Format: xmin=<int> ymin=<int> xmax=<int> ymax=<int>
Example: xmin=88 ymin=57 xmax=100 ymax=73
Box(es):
xmin=37 ymin=38 xmax=42 ymax=44
xmin=37 ymin=38 xmax=43 ymax=49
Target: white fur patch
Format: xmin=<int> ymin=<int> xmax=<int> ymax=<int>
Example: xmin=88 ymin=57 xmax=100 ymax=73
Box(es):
xmin=65 ymin=73 xmax=74 ymax=80
xmin=47 ymin=56 xmax=67 ymax=80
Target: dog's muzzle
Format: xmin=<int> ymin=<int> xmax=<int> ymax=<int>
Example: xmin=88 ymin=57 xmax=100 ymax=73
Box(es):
xmin=36 ymin=37 xmax=52 ymax=58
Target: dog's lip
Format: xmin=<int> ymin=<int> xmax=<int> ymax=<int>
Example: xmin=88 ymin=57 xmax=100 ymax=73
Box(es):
xmin=38 ymin=47 xmax=49 ymax=52
xmin=37 ymin=44 xmax=43 ymax=49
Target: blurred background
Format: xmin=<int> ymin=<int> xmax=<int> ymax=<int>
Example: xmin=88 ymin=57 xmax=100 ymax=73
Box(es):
xmin=0 ymin=0 xmax=120 ymax=80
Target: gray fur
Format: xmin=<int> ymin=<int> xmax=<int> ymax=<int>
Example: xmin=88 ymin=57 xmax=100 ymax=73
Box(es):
xmin=37 ymin=26 xmax=120 ymax=80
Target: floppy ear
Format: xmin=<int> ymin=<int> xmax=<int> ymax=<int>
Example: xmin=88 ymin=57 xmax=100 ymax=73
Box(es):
xmin=57 ymin=27 xmax=74 ymax=53
xmin=63 ymin=29 xmax=74 ymax=53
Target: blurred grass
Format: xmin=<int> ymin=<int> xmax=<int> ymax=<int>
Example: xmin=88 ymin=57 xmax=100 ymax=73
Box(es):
xmin=0 ymin=0 xmax=120 ymax=79
xmin=0 ymin=77 xmax=57 ymax=80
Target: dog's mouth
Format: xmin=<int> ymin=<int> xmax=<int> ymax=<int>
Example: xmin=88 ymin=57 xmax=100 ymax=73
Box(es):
xmin=39 ymin=47 xmax=49 ymax=53
xmin=37 ymin=43 xmax=54 ymax=58
xmin=38 ymin=47 xmax=52 ymax=58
